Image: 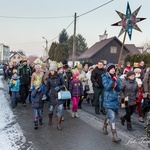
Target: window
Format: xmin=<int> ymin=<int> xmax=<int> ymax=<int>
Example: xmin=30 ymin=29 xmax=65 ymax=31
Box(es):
xmin=110 ymin=46 xmax=117 ymax=54
xmin=13 ymin=56 xmax=16 ymax=59
xmin=18 ymin=56 xmax=20 ymax=59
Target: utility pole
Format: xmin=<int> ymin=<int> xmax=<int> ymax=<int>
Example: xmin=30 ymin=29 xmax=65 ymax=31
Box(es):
xmin=42 ymin=37 xmax=48 ymax=61
xmin=72 ymin=12 xmax=77 ymax=67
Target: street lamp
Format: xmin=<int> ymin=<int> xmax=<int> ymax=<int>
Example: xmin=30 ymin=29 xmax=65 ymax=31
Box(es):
xmin=42 ymin=37 xmax=48 ymax=59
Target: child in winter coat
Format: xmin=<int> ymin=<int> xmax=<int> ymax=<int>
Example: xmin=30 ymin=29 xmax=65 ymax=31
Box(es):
xmin=69 ymin=73 xmax=84 ymax=118
xmin=31 ymin=85 xmax=46 ymax=129
xmin=9 ymin=70 xmax=20 ymax=108
xmin=134 ymin=68 xmax=144 ymax=123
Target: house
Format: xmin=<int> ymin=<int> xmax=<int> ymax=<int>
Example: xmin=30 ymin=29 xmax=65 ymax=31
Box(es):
xmin=78 ymin=36 xmax=141 ymax=65
xmin=28 ymin=56 xmax=43 ymax=65
xmin=9 ymin=51 xmax=25 ymax=63
xmin=0 ymin=43 xmax=10 ymax=64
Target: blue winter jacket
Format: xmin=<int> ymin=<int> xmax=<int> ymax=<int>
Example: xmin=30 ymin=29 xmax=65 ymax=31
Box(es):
xmin=102 ymin=73 xmax=122 ymax=110
xmin=9 ymin=76 xmax=20 ymax=92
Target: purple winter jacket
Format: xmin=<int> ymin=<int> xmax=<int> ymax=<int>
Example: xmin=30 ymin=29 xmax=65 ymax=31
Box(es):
xmin=69 ymin=80 xmax=84 ymax=97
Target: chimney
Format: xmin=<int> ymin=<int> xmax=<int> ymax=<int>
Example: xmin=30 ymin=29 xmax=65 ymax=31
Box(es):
xmin=99 ymin=30 xmax=108 ymax=41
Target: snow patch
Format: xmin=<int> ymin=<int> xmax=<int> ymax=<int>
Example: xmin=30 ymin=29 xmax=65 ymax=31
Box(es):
xmin=0 ymin=79 xmax=27 ymax=150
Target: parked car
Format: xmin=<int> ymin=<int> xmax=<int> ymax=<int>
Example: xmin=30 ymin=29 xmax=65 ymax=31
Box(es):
xmin=0 ymin=65 xmax=4 ymax=75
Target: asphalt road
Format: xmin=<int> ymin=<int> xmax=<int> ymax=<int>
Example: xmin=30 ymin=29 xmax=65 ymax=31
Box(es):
xmin=2 ymin=77 xmax=150 ymax=150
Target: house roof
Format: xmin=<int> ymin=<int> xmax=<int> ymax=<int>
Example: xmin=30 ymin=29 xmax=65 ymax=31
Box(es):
xmin=124 ymin=44 xmax=141 ymax=54
xmin=78 ymin=36 xmax=140 ymax=60
xmin=28 ymin=56 xmax=38 ymax=63
xmin=9 ymin=51 xmax=24 ymax=59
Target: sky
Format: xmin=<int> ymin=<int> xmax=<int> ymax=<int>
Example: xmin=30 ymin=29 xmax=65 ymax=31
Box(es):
xmin=0 ymin=0 xmax=149 ymax=57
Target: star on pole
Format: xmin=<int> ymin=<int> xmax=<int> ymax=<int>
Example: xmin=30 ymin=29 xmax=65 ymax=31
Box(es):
xmin=112 ymin=2 xmax=146 ymax=40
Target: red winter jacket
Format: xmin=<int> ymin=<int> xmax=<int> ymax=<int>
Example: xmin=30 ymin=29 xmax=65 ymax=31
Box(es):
xmin=136 ymin=87 xmax=143 ymax=103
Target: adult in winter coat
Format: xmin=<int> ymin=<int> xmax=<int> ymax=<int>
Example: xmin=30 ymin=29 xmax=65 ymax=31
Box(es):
xmin=63 ymin=64 xmax=73 ymax=110
xmin=102 ymin=63 xmax=122 ymax=143
xmin=143 ymin=68 xmax=150 ymax=96
xmin=18 ymin=59 xmax=32 ymax=106
xmin=45 ymin=64 xmax=66 ymax=130
xmin=6 ymin=62 xmax=14 ymax=96
xmin=120 ymin=71 xmax=139 ymax=131
xmin=86 ymin=66 xmax=94 ymax=105
xmin=91 ymin=61 xmax=106 ymax=115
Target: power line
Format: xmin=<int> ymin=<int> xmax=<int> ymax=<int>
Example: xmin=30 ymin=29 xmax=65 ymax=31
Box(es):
xmin=8 ymin=0 xmax=114 ymax=45
xmin=0 ymin=15 xmax=73 ymax=19
xmin=49 ymin=20 xmax=74 ymax=42
xmin=78 ymin=0 xmax=114 ymax=17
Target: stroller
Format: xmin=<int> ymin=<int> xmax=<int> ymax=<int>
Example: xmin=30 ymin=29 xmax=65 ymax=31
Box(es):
xmin=143 ymin=94 xmax=150 ymax=148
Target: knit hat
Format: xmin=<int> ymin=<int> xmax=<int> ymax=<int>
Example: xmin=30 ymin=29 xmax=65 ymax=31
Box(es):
xmin=73 ymin=73 xmax=79 ymax=78
xmin=126 ymin=71 xmax=135 ymax=77
xmin=107 ymin=63 xmax=115 ymax=72
xmin=134 ymin=68 xmax=141 ymax=73
xmin=126 ymin=62 xmax=131 ymax=65
xmin=49 ymin=61 xmax=57 ymax=72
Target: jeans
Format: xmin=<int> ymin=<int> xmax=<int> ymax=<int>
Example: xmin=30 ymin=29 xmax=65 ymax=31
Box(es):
xmin=49 ymin=104 xmax=63 ymax=117
xmin=105 ymin=108 xmax=116 ymax=125
xmin=72 ymin=97 xmax=80 ymax=112
xmin=93 ymin=87 xmax=104 ymax=112
xmin=11 ymin=91 xmax=20 ymax=108
xmin=33 ymin=108 xmax=43 ymax=122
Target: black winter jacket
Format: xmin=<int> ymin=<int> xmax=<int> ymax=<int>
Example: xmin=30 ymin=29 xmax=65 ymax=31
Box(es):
xmin=91 ymin=67 xmax=106 ymax=88
xmin=45 ymin=73 xmax=66 ymax=106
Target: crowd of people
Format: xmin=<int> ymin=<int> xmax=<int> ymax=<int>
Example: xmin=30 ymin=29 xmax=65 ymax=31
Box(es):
xmin=3 ymin=57 xmax=150 ymax=144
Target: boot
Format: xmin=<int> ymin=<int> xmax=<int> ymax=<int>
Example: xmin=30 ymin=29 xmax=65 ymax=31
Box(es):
xmin=39 ymin=119 xmax=43 ymax=125
xmin=127 ymin=122 xmax=133 ymax=131
xmin=139 ymin=117 xmax=144 ymax=123
xmin=48 ymin=114 xmax=53 ymax=125
xmin=102 ymin=119 xmax=109 ymax=135
xmin=71 ymin=111 xmax=75 ymax=118
xmin=57 ymin=117 xmax=62 ymax=130
xmin=34 ymin=121 xmax=38 ymax=129
xmin=61 ymin=116 xmax=65 ymax=121
xmin=120 ymin=117 xmax=125 ymax=126
xmin=111 ymin=125 xmax=121 ymax=143
xmin=74 ymin=112 xmax=79 ymax=118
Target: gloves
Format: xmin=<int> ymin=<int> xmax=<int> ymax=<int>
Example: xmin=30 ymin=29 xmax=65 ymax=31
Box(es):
xmin=54 ymin=86 xmax=60 ymax=92
xmin=42 ymin=94 xmax=47 ymax=101
xmin=113 ymin=83 xmax=118 ymax=89
xmin=93 ymin=82 xmax=99 ymax=88
xmin=143 ymin=92 xmax=150 ymax=98
xmin=112 ymin=76 xmax=118 ymax=82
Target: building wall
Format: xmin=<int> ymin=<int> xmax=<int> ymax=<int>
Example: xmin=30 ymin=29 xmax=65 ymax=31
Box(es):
xmin=0 ymin=44 xmax=10 ymax=63
xmin=91 ymin=40 xmax=128 ymax=64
